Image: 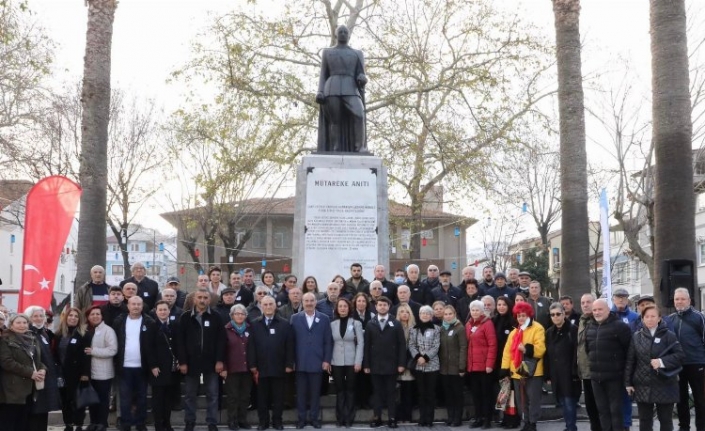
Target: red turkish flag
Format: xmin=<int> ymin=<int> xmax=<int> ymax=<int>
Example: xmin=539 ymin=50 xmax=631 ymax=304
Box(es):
xmin=19 ymin=176 xmax=82 ymax=311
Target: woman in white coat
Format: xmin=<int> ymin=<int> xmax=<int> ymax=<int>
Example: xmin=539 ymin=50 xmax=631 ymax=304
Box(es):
xmin=330 ymin=298 xmax=364 ymax=428
xmin=84 ymin=305 xmax=118 ymax=431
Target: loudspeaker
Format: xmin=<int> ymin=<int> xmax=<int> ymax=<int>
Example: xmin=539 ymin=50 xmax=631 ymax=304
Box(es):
xmin=660 ymin=259 xmax=695 ymax=308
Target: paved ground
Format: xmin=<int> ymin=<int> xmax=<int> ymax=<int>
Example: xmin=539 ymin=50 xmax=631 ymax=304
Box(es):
xmin=47 ymin=417 xmax=694 ymax=431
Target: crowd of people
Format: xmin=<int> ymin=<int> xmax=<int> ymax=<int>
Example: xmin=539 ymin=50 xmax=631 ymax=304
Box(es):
xmin=0 ymin=261 xmax=700 ymax=431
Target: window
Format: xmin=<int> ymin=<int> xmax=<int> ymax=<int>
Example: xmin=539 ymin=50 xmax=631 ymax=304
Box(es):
xmin=700 ymin=243 xmax=705 ymax=265
xmin=251 ymin=231 xmax=265 ymax=248
xmin=129 ymin=243 xmax=140 ymax=252
xmin=112 ymin=265 xmax=124 ymax=276
xmin=613 ymin=262 xmax=629 ymax=284
xmin=274 ymin=232 xmax=289 ymax=249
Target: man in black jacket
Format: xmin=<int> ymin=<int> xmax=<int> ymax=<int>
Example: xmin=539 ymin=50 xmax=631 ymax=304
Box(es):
xmin=100 ymin=285 xmax=127 ymax=328
xmin=178 ymin=289 xmax=225 ymax=431
xmin=113 ymin=296 xmax=158 ymax=431
xmin=248 ymin=295 xmax=295 ymax=431
xmin=363 ymin=296 xmax=407 ymax=428
xmin=119 ymin=262 xmax=159 ymax=310
xmin=156 ymin=276 xmax=187 ymax=309
xmin=585 ymin=299 xmax=632 ymax=431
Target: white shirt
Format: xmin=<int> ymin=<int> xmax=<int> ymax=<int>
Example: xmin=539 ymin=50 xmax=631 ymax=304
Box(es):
xmin=124 ymin=316 xmax=143 ymax=368
xmin=305 ymin=312 xmax=316 ymax=328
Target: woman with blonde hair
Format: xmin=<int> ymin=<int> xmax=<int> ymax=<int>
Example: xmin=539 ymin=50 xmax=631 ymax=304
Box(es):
xmin=56 ymin=307 xmax=91 ymax=431
xmin=395 ymin=304 xmax=416 ymax=423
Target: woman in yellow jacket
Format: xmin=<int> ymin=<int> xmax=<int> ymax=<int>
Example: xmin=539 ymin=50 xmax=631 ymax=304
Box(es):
xmin=500 ymin=301 xmax=546 ymax=431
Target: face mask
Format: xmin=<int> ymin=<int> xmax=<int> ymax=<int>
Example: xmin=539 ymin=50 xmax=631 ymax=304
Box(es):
xmin=394 ymin=276 xmax=405 ymax=284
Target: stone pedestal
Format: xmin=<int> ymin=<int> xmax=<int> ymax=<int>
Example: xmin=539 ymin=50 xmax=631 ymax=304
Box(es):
xmin=292 ymin=154 xmax=389 ymax=284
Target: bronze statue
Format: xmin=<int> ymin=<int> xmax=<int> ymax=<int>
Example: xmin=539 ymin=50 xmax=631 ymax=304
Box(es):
xmin=316 ymin=25 xmax=368 ymax=153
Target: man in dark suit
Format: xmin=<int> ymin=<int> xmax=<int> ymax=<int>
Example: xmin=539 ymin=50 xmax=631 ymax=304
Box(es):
xmin=291 ymin=292 xmax=333 ymax=428
xmin=363 ymin=296 xmax=407 ymax=428
xmin=119 ymin=262 xmax=159 ymax=310
xmin=113 ymin=296 xmax=158 ymax=431
xmin=391 ymin=285 xmax=421 ymax=322
xmin=177 ymin=289 xmax=225 ymax=431
xmin=248 ymin=295 xmax=295 ymax=431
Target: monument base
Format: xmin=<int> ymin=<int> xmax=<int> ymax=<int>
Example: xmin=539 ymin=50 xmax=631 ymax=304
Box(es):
xmin=292 ymin=154 xmax=389 ymax=284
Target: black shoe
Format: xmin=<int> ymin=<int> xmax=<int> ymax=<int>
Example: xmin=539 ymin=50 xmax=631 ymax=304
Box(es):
xmin=229 ymin=422 xmax=239 ymax=431
xmin=64 ymin=427 xmax=74 ymax=431
xmin=296 ymin=421 xmax=306 ymax=429
xmin=370 ymin=418 xmax=383 ymax=428
xmin=482 ymin=423 xmax=492 ymax=429
xmin=121 ymin=427 xmax=131 ymax=431
xmin=451 ymin=422 xmax=462 ymax=427
xmin=388 ymin=419 xmax=398 ymax=429
xmin=258 ymin=424 xmax=269 ymax=431
xmin=136 ymin=426 xmax=147 ymax=431
xmin=345 ymin=422 xmax=353 ymax=428
xmin=185 ymin=423 xmax=196 ymax=431
xmin=274 ymin=424 xmax=284 ymax=430
xmin=208 ymin=425 xmax=219 ymax=431
xmin=471 ymin=420 xmax=484 ymax=429
xmin=312 ymin=421 xmax=322 ymax=429
xmin=239 ymin=423 xmax=252 ymax=430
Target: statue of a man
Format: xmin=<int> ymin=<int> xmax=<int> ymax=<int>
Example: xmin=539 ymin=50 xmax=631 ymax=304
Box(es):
xmin=316 ymin=25 xmax=367 ymax=153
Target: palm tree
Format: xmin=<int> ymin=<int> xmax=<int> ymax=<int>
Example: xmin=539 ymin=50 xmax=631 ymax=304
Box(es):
xmin=75 ymin=0 xmax=117 ymax=286
xmin=650 ymin=0 xmax=694 ymax=304
xmin=553 ymin=0 xmax=590 ymax=298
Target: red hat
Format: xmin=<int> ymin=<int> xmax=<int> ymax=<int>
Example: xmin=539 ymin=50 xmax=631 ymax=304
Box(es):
xmin=513 ymin=301 xmax=534 ymax=318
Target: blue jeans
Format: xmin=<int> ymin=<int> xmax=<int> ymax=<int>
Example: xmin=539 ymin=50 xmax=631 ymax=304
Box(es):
xmin=119 ymin=368 xmax=148 ymax=427
xmin=560 ymin=396 xmax=579 ymax=431
xmin=184 ymin=372 xmax=220 ymax=425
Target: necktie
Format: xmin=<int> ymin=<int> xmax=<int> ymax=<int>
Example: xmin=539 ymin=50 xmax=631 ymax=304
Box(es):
xmin=266 ymin=318 xmax=271 ymax=327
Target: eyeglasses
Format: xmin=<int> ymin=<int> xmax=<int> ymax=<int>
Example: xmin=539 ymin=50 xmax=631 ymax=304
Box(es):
xmin=256 ymin=292 xmax=267 ymax=296
xmin=550 ymin=313 xmax=563 ymax=317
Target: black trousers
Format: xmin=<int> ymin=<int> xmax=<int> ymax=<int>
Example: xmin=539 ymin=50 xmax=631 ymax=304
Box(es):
xmin=60 ymin=385 xmax=87 ymax=427
xmin=441 ymin=374 xmax=464 ymax=424
xmin=152 ymin=385 xmax=176 ymax=429
xmin=225 ymin=372 xmax=253 ymax=424
xmin=470 ymin=371 xmax=494 ymax=421
xmin=355 ymin=372 xmax=372 ymax=408
xmin=591 ymin=379 xmax=624 ymax=431
xmin=89 ymin=378 xmax=113 ymax=427
xmin=678 ymin=364 xmax=705 ymax=430
xmin=371 ymin=374 xmax=398 ymax=420
xmin=638 ymin=402 xmax=674 ymax=431
xmin=397 ymin=380 xmax=414 ymax=422
xmin=415 ymin=371 xmax=438 ymax=424
xmin=583 ymin=379 xmax=602 ymax=431
xmin=258 ymin=376 xmax=285 ymax=426
xmin=332 ymin=366 xmax=357 ymax=423
xmin=0 ymin=398 xmax=32 ymax=431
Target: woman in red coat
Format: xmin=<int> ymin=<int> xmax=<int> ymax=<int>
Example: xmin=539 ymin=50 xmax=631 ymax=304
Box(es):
xmin=466 ymin=300 xmax=498 ymax=429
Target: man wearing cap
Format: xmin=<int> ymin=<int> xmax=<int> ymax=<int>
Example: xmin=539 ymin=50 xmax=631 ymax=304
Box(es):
xmin=430 ymin=270 xmax=461 ymax=308
xmin=517 ymin=271 xmax=532 ymax=294
xmin=668 ymin=287 xmax=705 ymax=431
xmin=478 ymin=266 xmax=495 ymax=294
xmin=610 ymin=287 xmax=638 ymax=431
xmin=364 ymin=296 xmax=407 ymax=428
xmin=487 ymin=272 xmax=517 ymax=301
xmin=631 ymin=295 xmax=655 ymax=332
xmin=157 ymin=276 xmax=187 ymax=309
xmin=215 ymin=287 xmax=239 ymax=323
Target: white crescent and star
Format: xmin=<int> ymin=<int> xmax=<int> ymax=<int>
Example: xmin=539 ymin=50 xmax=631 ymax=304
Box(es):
xmin=23 ymin=264 xmax=50 ymax=295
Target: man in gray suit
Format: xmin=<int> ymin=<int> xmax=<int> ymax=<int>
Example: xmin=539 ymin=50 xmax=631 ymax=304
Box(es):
xmin=290 ymin=292 xmax=333 ymax=429
xmin=316 ymin=25 xmax=367 ymax=152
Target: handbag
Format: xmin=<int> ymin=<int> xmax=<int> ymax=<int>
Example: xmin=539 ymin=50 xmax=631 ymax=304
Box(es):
xmin=76 ymin=382 xmax=101 ymax=409
xmin=517 ymin=357 xmax=538 ymax=378
xmin=495 ymin=377 xmax=512 ymax=410
xmin=655 ymin=341 xmax=683 ymax=378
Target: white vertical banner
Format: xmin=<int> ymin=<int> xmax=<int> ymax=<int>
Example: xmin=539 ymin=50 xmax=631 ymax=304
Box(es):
xmin=600 ymin=188 xmax=612 ymax=308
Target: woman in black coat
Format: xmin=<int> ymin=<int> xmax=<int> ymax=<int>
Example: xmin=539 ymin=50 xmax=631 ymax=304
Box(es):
xmin=55 ymin=307 xmax=91 ymax=431
xmin=544 ymin=303 xmax=581 ymax=431
xmin=625 ymin=305 xmax=684 ymax=431
xmin=26 ymin=305 xmax=61 ymax=431
xmin=151 ymin=301 xmax=181 ymax=431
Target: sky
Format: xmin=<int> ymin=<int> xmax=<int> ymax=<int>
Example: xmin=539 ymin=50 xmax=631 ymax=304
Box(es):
xmin=25 ymin=0 xmax=700 ymax=250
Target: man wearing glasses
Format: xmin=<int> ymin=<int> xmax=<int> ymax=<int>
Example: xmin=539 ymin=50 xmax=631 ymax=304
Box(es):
xmin=247 ymin=286 xmax=271 ymax=323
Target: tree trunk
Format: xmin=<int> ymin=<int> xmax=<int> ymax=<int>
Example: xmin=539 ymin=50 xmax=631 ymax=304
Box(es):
xmin=75 ymin=0 xmax=116 ymax=288
xmin=553 ymin=0 xmax=590 ymax=298
xmin=650 ymin=0 xmax=695 ymax=304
